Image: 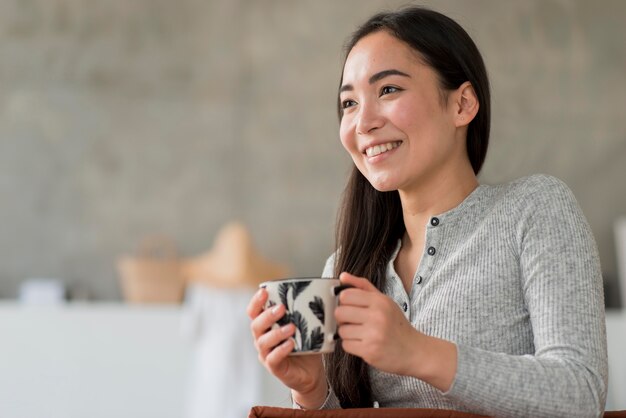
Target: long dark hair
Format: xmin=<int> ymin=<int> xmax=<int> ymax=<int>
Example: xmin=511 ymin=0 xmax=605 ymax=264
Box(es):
xmin=325 ymin=6 xmax=491 ymax=407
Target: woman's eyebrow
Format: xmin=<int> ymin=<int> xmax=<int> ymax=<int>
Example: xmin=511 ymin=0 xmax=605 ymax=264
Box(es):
xmin=340 ymin=69 xmax=411 ymax=93
xmin=369 ymin=69 xmax=410 ymax=84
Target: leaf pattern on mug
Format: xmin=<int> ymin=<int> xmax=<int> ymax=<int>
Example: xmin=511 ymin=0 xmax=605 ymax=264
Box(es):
xmin=309 ymin=296 xmax=325 ymax=325
xmin=272 ymin=280 xmax=325 ymax=352
xmin=278 ymin=312 xmax=292 ymax=327
xmin=291 ymin=281 xmax=311 ymax=301
xmin=309 ymin=327 xmax=324 ymax=351
xmin=291 ymin=311 xmax=309 ymax=351
xmin=278 ymin=283 xmax=290 ymax=308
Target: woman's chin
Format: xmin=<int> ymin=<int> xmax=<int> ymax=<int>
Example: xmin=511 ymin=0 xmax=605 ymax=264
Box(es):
xmin=368 ymin=178 xmax=399 ymax=192
xmin=359 ymin=168 xmax=401 ymax=192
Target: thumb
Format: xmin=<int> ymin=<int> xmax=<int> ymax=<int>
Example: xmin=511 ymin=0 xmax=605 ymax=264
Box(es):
xmin=339 ymin=272 xmax=377 ymax=292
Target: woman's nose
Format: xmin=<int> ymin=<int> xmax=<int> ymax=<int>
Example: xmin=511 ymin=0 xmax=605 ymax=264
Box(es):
xmin=356 ymin=101 xmax=384 ymax=135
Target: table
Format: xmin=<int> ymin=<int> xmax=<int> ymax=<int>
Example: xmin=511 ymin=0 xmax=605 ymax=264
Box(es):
xmin=0 ymin=302 xmax=623 ymax=416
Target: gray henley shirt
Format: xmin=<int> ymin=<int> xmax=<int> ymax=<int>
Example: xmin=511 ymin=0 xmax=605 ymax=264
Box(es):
xmin=316 ymin=174 xmax=608 ymax=417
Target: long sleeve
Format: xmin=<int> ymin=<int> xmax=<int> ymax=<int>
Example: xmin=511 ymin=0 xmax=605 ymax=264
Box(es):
xmin=311 ymin=175 xmax=607 ymax=416
xmin=444 ymin=175 xmax=608 ymax=417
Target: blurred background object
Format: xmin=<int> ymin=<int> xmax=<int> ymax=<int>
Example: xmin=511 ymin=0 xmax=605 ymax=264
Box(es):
xmin=183 ymin=221 xmax=290 ymax=288
xmin=0 ymin=302 xmax=193 ymax=418
xmin=18 ymin=278 xmax=66 ymax=305
xmin=181 ymin=221 xmax=290 ymax=418
xmin=615 ymin=217 xmax=626 ymax=310
xmin=117 ymin=235 xmax=185 ymax=303
xmin=181 ymin=285 xmax=288 ymax=418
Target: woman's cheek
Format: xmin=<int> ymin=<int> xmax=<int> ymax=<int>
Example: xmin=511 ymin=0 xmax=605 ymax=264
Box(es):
xmin=387 ymin=101 xmax=414 ymax=130
xmin=339 ymin=120 xmax=357 ymax=154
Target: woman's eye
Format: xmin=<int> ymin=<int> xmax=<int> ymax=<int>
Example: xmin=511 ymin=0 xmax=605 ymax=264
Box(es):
xmin=341 ymin=99 xmax=357 ymax=109
xmin=380 ymin=86 xmax=401 ymax=95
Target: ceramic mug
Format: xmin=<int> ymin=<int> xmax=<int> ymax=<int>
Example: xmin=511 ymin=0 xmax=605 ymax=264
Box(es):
xmin=259 ymin=277 xmax=350 ymax=355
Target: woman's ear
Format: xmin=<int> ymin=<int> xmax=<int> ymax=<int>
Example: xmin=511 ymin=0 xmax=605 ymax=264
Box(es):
xmin=453 ymin=81 xmax=479 ymax=128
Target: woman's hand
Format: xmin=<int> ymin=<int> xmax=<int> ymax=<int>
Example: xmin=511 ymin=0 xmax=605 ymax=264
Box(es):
xmin=335 ymin=272 xmax=457 ymax=391
xmin=335 ymin=272 xmax=421 ymax=375
xmin=247 ymin=288 xmax=328 ymax=408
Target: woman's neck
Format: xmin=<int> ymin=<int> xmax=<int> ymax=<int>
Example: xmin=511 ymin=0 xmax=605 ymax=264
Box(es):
xmin=398 ymin=165 xmax=478 ymax=247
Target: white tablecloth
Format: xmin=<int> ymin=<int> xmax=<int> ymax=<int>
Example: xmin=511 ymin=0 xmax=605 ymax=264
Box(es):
xmin=181 ymin=284 xmax=289 ymax=418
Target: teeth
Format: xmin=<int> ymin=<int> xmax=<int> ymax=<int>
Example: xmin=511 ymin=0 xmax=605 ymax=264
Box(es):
xmin=365 ymin=141 xmax=401 ymax=157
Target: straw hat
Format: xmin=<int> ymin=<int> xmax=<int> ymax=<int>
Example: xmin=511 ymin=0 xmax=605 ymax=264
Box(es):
xmin=183 ymin=222 xmax=290 ymax=289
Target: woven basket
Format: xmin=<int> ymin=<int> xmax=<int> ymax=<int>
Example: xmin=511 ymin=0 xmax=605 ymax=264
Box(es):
xmin=117 ymin=236 xmax=185 ymax=304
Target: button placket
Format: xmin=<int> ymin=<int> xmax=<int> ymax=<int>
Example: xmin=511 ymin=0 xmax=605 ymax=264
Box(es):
xmin=426 ymin=216 xmax=440 ymax=256
xmin=388 ymin=273 xmax=410 ymax=318
xmin=415 ymin=216 xmax=442 ymax=290
xmin=426 ymin=217 xmax=440 ymax=257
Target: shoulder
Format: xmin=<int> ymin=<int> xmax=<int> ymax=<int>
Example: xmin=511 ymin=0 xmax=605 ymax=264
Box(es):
xmin=494 ymin=174 xmax=577 ymax=210
xmin=503 ymin=173 xmax=571 ymax=196
xmin=321 ymin=251 xmax=337 ymax=278
xmin=479 ymin=174 xmax=585 ymax=239
xmin=492 ymin=175 xmax=592 ymax=242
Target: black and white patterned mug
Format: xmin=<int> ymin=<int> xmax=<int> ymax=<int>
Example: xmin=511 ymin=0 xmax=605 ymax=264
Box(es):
xmin=259 ymin=277 xmax=351 ymax=355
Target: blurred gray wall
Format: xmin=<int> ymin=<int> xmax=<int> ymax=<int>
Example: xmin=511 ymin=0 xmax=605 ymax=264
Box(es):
xmin=0 ymin=0 xmax=625 ymax=301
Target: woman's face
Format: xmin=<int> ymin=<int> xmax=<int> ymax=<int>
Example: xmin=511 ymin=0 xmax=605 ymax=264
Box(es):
xmin=339 ymin=31 xmax=466 ymax=193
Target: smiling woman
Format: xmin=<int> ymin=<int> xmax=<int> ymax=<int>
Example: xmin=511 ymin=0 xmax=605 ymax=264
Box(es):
xmin=247 ymin=6 xmax=608 ymax=418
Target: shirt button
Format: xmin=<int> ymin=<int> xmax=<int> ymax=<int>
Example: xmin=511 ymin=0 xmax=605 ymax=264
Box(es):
xmin=402 ymin=302 xmax=408 ymax=312
xmin=430 ymin=217 xmax=440 ymax=226
xmin=416 ymin=275 xmax=423 ymax=284
xmin=427 ymin=246 xmax=436 ymax=256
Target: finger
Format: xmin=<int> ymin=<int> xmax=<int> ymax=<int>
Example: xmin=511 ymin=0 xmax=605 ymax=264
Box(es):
xmin=341 ymin=339 xmax=361 ymax=357
xmin=335 ymin=305 xmax=367 ymax=325
xmin=339 ymin=272 xmax=377 ymax=292
xmin=257 ymin=324 xmax=295 ymax=359
xmin=337 ymin=324 xmax=363 ymax=341
xmin=250 ymin=303 xmax=286 ymax=339
xmin=265 ymin=338 xmax=295 ymax=371
xmin=338 ymin=288 xmax=372 ymax=307
xmin=247 ymin=288 xmax=268 ymax=319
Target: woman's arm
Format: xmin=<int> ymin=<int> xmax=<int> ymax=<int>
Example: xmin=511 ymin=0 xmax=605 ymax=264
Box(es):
xmin=442 ymin=176 xmax=608 ymax=417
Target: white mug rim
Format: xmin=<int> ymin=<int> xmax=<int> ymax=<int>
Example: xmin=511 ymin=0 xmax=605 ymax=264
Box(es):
xmin=259 ymin=276 xmax=337 ymax=288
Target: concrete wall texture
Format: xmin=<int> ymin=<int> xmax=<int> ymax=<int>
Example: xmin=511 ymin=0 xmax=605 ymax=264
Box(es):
xmin=1 ymin=0 xmax=625 ymax=301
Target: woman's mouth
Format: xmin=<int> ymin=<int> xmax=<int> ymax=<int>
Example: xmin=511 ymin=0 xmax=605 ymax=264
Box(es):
xmin=365 ymin=141 xmax=402 ymax=157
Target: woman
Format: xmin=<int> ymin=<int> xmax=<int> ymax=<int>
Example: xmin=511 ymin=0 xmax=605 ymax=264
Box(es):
xmin=247 ymin=6 xmax=607 ymax=417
